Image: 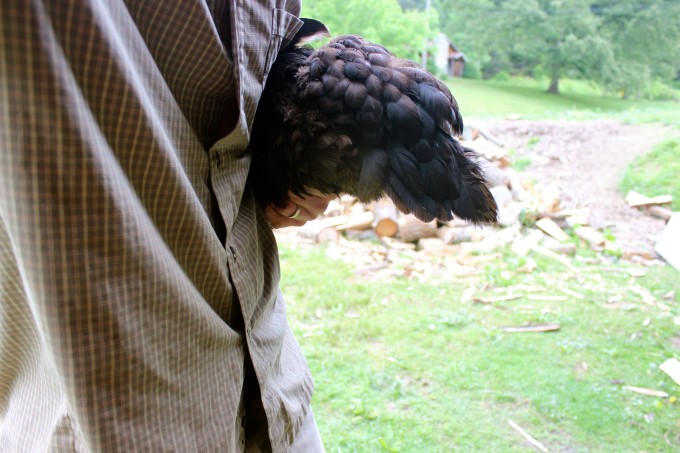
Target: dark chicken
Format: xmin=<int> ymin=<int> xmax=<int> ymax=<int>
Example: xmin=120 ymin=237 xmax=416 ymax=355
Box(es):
xmin=248 ymin=20 xmax=498 ymax=223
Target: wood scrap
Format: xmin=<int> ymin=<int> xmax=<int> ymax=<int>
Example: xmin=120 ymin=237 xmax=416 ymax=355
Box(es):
xmin=655 ymin=213 xmax=680 ymax=271
xmin=622 ymin=386 xmax=669 ymax=398
xmin=473 ymin=294 xmax=524 ymax=304
xmin=535 ymin=217 xmax=570 ymax=242
xmin=575 ymin=226 xmax=605 ymax=248
xmin=533 ymin=246 xmax=579 ymax=273
xmin=659 ymin=358 xmax=680 ymax=386
xmin=501 ymin=324 xmax=560 ymax=333
xmin=625 ymin=190 xmax=672 ymax=207
xmin=526 ymin=295 xmax=568 ymax=302
xmin=559 ymin=287 xmax=585 ymax=299
xmin=507 ymin=420 xmax=549 ymax=453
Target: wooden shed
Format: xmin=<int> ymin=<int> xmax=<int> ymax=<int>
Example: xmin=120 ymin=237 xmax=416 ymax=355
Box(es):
xmin=431 ymin=33 xmax=467 ymax=78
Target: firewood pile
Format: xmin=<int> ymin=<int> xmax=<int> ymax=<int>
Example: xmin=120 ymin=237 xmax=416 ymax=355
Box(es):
xmin=274 ymin=124 xmax=677 ymax=276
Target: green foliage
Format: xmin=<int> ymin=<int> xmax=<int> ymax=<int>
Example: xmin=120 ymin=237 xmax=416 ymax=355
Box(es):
xmin=594 ymin=0 xmax=680 ymax=97
xmin=462 ymin=60 xmax=482 ymax=79
xmin=491 ymin=70 xmax=511 ymax=82
xmin=302 ymin=0 xmax=440 ymax=62
xmin=434 ymin=0 xmax=680 ymax=96
xmin=620 ymin=139 xmax=680 ymax=210
xmin=437 ymin=0 xmax=618 ymax=94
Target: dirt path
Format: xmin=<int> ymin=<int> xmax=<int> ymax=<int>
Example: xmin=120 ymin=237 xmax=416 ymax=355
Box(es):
xmin=478 ymin=119 xmax=676 ymax=255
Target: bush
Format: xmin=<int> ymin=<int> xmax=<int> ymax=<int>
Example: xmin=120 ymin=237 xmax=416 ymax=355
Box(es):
xmin=462 ymin=61 xmax=482 ymax=80
xmin=491 ymin=70 xmax=511 ymax=82
xmin=641 ymin=80 xmax=680 ymax=101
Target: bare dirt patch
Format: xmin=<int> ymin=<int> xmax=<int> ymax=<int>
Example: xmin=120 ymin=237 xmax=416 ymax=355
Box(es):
xmin=477 ymin=119 xmax=676 ymax=254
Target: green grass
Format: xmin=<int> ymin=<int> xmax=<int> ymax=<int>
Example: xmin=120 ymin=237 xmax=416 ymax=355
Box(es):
xmin=281 ymin=245 xmax=679 ymax=452
xmin=447 ymin=78 xmax=680 ymax=128
xmin=620 ymin=139 xmax=680 ymax=211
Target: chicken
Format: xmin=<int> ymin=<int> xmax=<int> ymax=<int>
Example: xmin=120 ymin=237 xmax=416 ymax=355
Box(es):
xmin=248 ymin=19 xmax=498 ymax=223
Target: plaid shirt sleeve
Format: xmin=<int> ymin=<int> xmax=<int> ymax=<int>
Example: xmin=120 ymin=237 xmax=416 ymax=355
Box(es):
xmin=0 ymin=1 xmax=312 ymax=452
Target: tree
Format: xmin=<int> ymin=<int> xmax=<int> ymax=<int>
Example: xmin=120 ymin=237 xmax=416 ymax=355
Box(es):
xmin=436 ymin=0 xmax=617 ymax=94
xmin=302 ymin=0 xmax=440 ymax=63
xmin=593 ymin=0 xmax=680 ymax=97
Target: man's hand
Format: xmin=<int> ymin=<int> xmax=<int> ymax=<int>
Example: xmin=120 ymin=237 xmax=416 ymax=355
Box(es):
xmin=265 ymin=190 xmax=336 ymax=228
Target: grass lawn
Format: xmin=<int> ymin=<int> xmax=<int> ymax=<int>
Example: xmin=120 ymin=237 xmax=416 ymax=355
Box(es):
xmin=281 ymin=245 xmax=679 ymax=452
xmin=447 ymin=78 xmax=680 ymax=128
xmin=280 ymin=77 xmax=679 ymax=451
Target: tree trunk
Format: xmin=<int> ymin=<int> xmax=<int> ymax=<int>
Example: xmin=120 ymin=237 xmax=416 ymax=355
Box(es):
xmin=548 ymin=75 xmax=559 ymax=94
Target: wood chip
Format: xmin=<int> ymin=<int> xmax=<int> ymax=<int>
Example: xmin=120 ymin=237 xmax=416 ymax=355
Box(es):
xmin=507 ymin=420 xmax=549 ymax=452
xmin=659 ymin=358 xmax=680 ymax=386
xmin=575 ymin=226 xmax=606 ymax=247
xmin=622 ymin=386 xmax=669 ymax=398
xmin=526 ymin=295 xmax=568 ymax=302
xmin=501 ymin=324 xmax=560 ymax=333
xmin=473 ymin=294 xmax=524 ymax=304
xmin=536 ymin=217 xmax=570 ymax=242
xmin=559 ymin=287 xmax=585 ymax=299
xmin=533 ymin=246 xmax=579 ymax=273
xmin=626 ymin=268 xmax=646 ymax=277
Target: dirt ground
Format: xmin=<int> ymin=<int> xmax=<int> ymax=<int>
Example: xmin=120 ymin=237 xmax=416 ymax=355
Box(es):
xmin=477 ymin=119 xmax=676 ymax=255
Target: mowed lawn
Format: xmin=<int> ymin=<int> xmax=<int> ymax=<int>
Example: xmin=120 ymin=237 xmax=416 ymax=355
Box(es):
xmin=280 ymin=77 xmax=679 ymax=452
xmin=447 ymin=77 xmax=680 ymax=127
xmin=281 ymin=245 xmax=679 ymax=452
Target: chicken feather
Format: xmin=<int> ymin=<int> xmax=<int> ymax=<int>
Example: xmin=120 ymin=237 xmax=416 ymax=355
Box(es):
xmin=248 ymin=19 xmax=497 ymax=223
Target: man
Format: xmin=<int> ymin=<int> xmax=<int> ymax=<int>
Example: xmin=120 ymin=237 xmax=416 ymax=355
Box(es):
xmin=0 ymin=0 xmax=331 ymax=451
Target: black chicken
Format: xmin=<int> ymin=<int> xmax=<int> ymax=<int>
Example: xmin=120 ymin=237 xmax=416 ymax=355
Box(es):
xmin=248 ymin=19 xmax=498 ymax=223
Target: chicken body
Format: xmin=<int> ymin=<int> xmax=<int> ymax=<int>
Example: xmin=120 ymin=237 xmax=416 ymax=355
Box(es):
xmin=248 ymin=26 xmax=497 ymax=223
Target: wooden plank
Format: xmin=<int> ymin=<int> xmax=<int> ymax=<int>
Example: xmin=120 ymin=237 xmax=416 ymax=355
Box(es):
xmin=625 ymin=190 xmax=673 ymax=207
xmin=655 ymin=213 xmax=680 ymax=271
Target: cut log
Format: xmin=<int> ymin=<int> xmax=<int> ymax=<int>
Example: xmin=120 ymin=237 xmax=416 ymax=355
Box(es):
xmin=335 ymin=211 xmax=374 ymax=231
xmin=371 ymin=199 xmax=399 ymax=237
xmin=399 ymin=214 xmax=438 ymax=243
xmin=437 ymin=225 xmax=476 ymax=244
xmin=297 ymin=217 xmax=345 ymax=243
xmin=647 ymin=205 xmax=673 ymax=221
